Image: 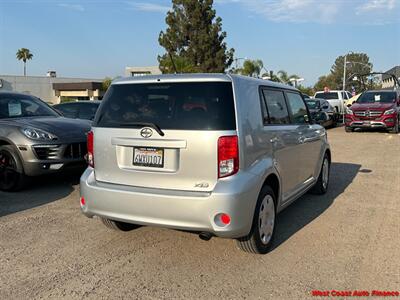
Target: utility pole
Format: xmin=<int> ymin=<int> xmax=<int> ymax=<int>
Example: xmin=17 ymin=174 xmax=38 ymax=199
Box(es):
xmin=342 ymin=54 xmax=347 ymax=91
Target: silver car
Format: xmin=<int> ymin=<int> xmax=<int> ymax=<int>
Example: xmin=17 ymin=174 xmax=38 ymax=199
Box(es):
xmin=80 ymin=74 xmax=331 ymax=254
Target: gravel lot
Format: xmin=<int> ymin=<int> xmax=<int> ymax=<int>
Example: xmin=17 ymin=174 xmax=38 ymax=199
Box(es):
xmin=1 ymin=127 xmax=399 ymax=299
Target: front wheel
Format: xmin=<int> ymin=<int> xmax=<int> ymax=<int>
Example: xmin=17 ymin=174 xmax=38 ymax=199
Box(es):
xmin=236 ymin=186 xmax=276 ymax=254
xmin=0 ymin=145 xmax=27 ymax=192
xmin=345 ymin=126 xmax=353 ymax=132
xmin=388 ymin=117 xmax=399 ymax=134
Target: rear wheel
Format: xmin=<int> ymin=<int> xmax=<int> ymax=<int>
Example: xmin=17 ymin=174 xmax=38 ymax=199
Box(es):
xmin=236 ymin=186 xmax=276 ymax=254
xmin=310 ymin=153 xmax=330 ymax=195
xmin=101 ymin=217 xmax=141 ymax=231
xmin=0 ymin=145 xmax=26 ymax=192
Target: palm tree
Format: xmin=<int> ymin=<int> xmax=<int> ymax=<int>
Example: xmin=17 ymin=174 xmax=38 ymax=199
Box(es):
xmin=277 ymin=70 xmax=300 ymax=84
xmin=16 ymin=48 xmax=33 ymax=76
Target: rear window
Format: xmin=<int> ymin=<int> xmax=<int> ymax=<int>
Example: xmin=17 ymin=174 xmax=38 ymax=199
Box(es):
xmin=94 ymin=82 xmax=236 ymax=130
xmin=315 ymin=92 xmax=339 ymax=100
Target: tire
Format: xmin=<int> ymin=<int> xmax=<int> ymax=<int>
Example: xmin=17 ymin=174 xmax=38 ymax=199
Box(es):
xmin=345 ymin=127 xmax=353 ymax=132
xmin=236 ymin=186 xmax=276 ymax=254
xmin=310 ymin=153 xmax=330 ymax=195
xmin=388 ymin=117 xmax=399 ymax=134
xmin=0 ymin=145 xmax=27 ymax=192
xmin=101 ymin=217 xmax=141 ymax=232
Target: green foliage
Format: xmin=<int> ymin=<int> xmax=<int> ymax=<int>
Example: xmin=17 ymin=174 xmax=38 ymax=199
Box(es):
xmin=60 ymin=97 xmax=77 ymax=103
xmin=277 ymin=70 xmax=299 ymax=84
xmin=297 ymin=85 xmax=314 ymax=96
xmin=102 ymin=77 xmax=113 ymax=91
xmin=158 ymin=0 xmax=234 ymax=73
xmin=236 ymin=59 xmax=264 ymax=77
xmin=314 ymin=52 xmax=372 ymax=92
xmin=16 ymin=48 xmax=33 ymax=76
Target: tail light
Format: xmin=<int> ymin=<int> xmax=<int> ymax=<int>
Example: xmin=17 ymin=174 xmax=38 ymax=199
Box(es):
xmin=87 ymin=131 xmax=94 ymax=168
xmin=218 ymin=135 xmax=239 ymax=178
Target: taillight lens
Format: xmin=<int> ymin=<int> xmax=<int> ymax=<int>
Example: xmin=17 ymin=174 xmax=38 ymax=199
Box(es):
xmin=87 ymin=131 xmax=94 ymax=168
xmin=218 ymin=135 xmax=239 ymax=178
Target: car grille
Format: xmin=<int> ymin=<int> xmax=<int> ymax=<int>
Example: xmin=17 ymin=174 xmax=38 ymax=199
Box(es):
xmin=33 ymin=145 xmax=62 ymax=160
xmin=354 ymin=110 xmax=382 ymax=117
xmin=63 ymin=143 xmax=87 ymax=159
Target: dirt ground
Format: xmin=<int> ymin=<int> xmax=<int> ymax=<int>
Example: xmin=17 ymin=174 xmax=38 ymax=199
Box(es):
xmin=0 ymin=127 xmax=399 ymax=299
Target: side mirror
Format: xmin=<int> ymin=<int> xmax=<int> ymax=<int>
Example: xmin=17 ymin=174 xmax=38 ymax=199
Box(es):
xmin=304 ymin=114 xmax=310 ymax=123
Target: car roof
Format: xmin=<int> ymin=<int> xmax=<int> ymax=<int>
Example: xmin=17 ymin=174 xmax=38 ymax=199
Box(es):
xmin=112 ymin=73 xmax=298 ymax=91
xmin=54 ymin=101 xmax=101 ymax=106
xmin=362 ymin=90 xmax=397 ymax=93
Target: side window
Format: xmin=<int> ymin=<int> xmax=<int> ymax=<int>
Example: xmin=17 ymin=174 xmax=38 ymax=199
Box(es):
xmin=286 ymin=92 xmax=309 ymax=124
xmin=262 ymin=89 xmax=290 ymax=125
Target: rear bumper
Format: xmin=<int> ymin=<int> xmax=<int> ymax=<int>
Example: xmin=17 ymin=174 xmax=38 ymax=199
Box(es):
xmin=80 ymin=168 xmax=261 ymax=238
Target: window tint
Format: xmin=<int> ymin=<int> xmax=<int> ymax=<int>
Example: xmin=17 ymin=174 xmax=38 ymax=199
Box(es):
xmin=286 ymin=92 xmax=309 ymax=124
xmin=357 ymin=91 xmax=396 ymax=104
xmin=0 ymin=95 xmax=58 ymax=119
xmin=55 ymin=104 xmax=78 ymax=118
xmin=79 ymin=104 xmax=99 ymax=120
xmin=315 ymin=92 xmax=339 ymax=100
xmin=95 ymin=82 xmax=236 ymax=130
xmin=262 ymin=89 xmax=290 ymax=124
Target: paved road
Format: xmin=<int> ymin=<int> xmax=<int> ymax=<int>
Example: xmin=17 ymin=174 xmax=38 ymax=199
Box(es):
xmin=1 ymin=127 xmax=399 ymax=299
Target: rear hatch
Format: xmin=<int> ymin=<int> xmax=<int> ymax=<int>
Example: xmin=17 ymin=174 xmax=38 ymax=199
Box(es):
xmin=92 ymin=80 xmax=237 ymax=192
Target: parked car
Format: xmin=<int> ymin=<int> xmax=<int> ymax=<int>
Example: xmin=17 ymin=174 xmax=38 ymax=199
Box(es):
xmin=345 ymin=90 xmax=400 ymax=133
xmin=305 ymin=98 xmax=338 ymax=128
xmin=314 ymin=90 xmax=352 ymax=114
xmin=0 ymin=92 xmax=91 ymax=191
xmin=53 ymin=101 xmax=101 ymax=121
xmin=80 ymin=74 xmax=331 ymax=254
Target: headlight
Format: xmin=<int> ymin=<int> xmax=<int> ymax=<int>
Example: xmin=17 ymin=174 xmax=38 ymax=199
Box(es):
xmin=22 ymin=127 xmax=58 ymax=140
xmin=384 ymin=108 xmax=396 ymax=115
xmin=346 ymin=108 xmax=353 ymax=115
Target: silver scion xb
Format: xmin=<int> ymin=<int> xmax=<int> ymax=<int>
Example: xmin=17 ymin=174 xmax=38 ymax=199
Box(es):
xmin=80 ymin=74 xmax=331 ymax=254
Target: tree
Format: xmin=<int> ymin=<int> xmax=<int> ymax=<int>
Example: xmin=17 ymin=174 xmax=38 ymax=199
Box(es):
xmin=16 ymin=48 xmax=33 ymax=76
xmin=102 ymin=77 xmax=113 ymax=91
xmin=277 ymin=70 xmax=300 ymax=84
xmin=236 ymin=59 xmax=264 ymax=77
xmin=314 ymin=52 xmax=372 ymax=92
xmin=158 ymin=0 xmax=234 ymax=73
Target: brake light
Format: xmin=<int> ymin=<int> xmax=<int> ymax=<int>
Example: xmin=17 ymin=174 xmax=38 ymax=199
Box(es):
xmin=218 ymin=135 xmax=239 ymax=178
xmin=87 ymin=131 xmax=94 ymax=168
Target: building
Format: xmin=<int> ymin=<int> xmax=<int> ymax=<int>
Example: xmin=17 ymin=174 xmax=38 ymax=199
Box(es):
xmin=382 ymin=66 xmax=400 ymax=89
xmin=125 ymin=66 xmax=161 ymax=77
xmin=0 ymin=74 xmax=104 ymax=104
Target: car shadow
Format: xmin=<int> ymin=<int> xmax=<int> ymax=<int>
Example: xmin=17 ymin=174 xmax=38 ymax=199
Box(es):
xmin=0 ymin=169 xmax=83 ymax=217
xmin=272 ymin=162 xmax=361 ymax=250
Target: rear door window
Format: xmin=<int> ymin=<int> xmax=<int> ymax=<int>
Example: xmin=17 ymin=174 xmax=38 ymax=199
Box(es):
xmin=285 ymin=92 xmax=309 ymax=124
xmin=95 ymin=82 xmax=236 ymax=130
xmin=79 ymin=104 xmax=99 ymax=120
xmin=262 ymin=89 xmax=290 ymax=125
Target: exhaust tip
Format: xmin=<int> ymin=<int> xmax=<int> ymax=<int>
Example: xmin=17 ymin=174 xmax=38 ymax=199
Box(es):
xmin=199 ymin=232 xmax=213 ymax=241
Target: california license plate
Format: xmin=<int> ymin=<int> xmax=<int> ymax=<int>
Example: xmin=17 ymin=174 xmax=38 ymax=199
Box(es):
xmin=364 ymin=121 xmax=371 ymax=125
xmin=133 ymin=147 xmax=164 ymax=168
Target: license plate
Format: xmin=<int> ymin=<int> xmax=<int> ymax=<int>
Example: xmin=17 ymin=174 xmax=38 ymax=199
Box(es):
xmin=133 ymin=147 xmax=164 ymax=168
xmin=364 ymin=121 xmax=371 ymax=125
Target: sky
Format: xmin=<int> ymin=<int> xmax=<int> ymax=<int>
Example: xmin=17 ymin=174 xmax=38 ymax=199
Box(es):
xmin=0 ymin=0 xmax=399 ymax=86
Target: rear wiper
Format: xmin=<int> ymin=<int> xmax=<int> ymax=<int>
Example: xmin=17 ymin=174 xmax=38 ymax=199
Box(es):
xmin=118 ymin=122 xmax=165 ymax=136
